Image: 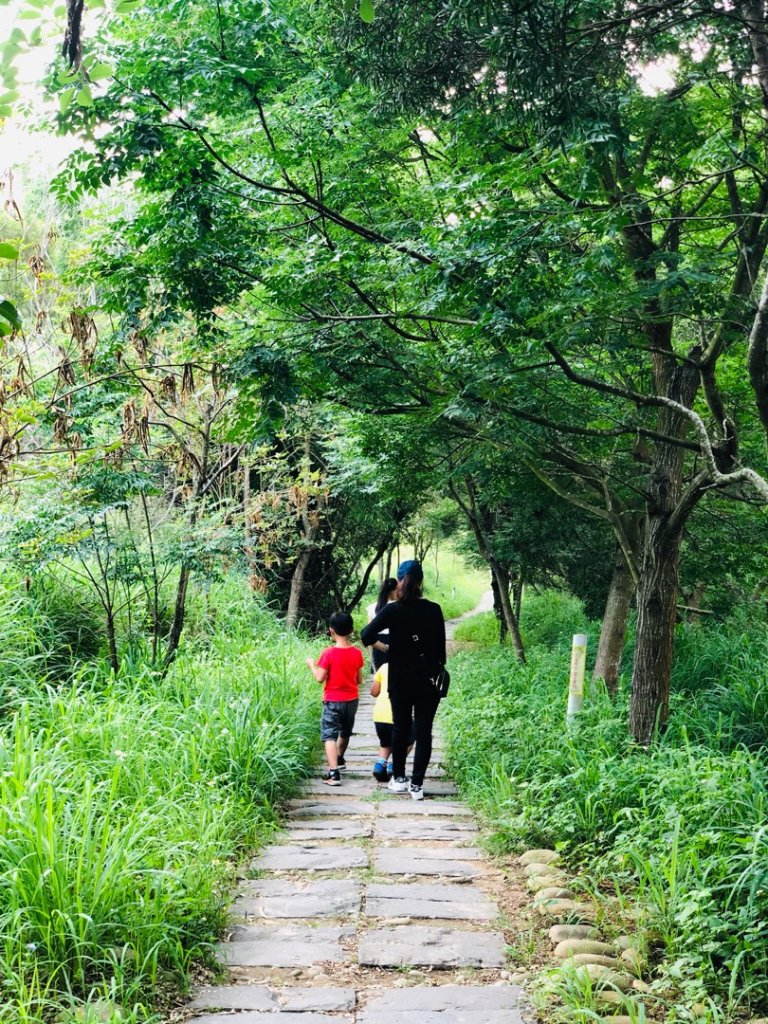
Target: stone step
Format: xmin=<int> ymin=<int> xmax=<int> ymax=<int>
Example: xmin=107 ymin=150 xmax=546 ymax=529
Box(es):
xmin=366 ymin=881 xmax=498 ymax=920
xmin=302 ymin=778 xmax=458 ymax=798
xmin=374 ymin=818 xmax=478 ymax=842
xmin=232 ymin=879 xmax=362 ymax=919
xmin=358 ymin=925 xmax=506 ymax=968
xmin=280 ymin=820 xmax=373 ymax=840
xmin=357 ymin=986 xmax=522 ymax=1024
xmin=287 ymin=800 xmax=374 ymax=817
xmin=191 ymin=1013 xmax=348 ymax=1023
xmin=373 ymin=847 xmax=482 ymax=877
xmin=250 ymin=845 xmax=368 ymax=872
xmin=219 ymin=925 xmax=353 ymax=967
xmin=378 ymin=800 xmax=472 ymax=817
xmin=190 ymin=985 xmax=355 ymax=1012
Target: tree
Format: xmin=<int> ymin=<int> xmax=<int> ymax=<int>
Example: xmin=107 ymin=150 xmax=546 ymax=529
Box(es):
xmin=38 ymin=0 xmax=768 ymax=742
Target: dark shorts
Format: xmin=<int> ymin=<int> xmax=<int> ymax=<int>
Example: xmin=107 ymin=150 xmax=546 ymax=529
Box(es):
xmin=321 ymin=700 xmax=358 ymax=741
xmin=375 ymin=719 xmax=416 ymax=748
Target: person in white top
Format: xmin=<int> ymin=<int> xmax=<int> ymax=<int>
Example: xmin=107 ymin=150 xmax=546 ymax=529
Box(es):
xmin=366 ymin=577 xmax=397 ymax=672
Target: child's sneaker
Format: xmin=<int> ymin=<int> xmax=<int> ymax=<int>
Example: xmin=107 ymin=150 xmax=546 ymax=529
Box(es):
xmin=372 ymin=759 xmax=389 ymax=782
xmin=322 ymin=769 xmax=341 ymax=786
xmin=409 ymin=783 xmax=424 ymax=801
xmin=337 ymin=755 xmax=347 ymax=772
xmin=387 ymin=776 xmax=409 ymax=793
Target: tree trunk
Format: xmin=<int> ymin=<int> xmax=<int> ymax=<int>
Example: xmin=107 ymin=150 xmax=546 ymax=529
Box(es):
xmin=629 ymin=519 xmax=683 ymax=743
xmin=593 ymin=546 xmax=634 ymax=695
xmin=490 ymin=561 xmax=526 ymax=663
xmin=491 ymin=571 xmax=508 ymax=644
xmin=627 ymin=299 xmax=701 ymax=742
xmin=286 ymin=548 xmax=312 ymax=629
xmin=513 ymin=577 xmax=523 ymax=625
xmin=164 ymin=564 xmax=191 ymax=669
xmin=105 ymin=610 xmax=119 ymax=675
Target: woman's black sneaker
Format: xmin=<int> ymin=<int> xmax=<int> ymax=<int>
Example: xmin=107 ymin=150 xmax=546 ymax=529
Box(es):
xmin=322 ymin=769 xmax=341 ymax=786
xmin=337 ymin=756 xmax=347 ymax=771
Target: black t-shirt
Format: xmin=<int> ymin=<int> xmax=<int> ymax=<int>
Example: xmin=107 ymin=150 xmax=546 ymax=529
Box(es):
xmin=361 ymin=598 xmax=446 ymax=693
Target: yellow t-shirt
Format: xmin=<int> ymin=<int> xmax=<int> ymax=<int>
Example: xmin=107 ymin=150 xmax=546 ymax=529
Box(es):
xmin=372 ymin=664 xmax=393 ymax=724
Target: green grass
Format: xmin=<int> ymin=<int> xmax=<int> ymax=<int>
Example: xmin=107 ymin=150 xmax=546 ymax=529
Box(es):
xmin=0 ymin=576 xmax=319 ymax=1023
xmin=453 ymin=609 xmax=499 ymax=644
xmin=453 ymin=589 xmax=591 ymax=647
xmin=424 ymin=557 xmax=488 ymax=620
xmin=443 ymin=593 xmax=768 ymax=1020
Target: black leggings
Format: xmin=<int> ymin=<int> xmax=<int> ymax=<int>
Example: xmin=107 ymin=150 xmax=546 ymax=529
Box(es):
xmin=390 ymin=684 xmax=441 ymax=786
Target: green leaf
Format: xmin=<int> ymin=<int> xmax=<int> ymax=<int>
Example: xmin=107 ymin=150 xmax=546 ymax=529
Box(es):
xmin=359 ymin=0 xmax=375 ymax=22
xmin=76 ymin=84 xmax=93 ymax=107
xmin=115 ymin=0 xmax=141 ymax=12
xmin=88 ymin=62 xmax=113 ymax=82
xmin=0 ymin=298 xmax=21 ymax=328
xmin=0 ymin=243 xmax=19 ymax=260
xmin=59 ymin=86 xmax=76 ymax=114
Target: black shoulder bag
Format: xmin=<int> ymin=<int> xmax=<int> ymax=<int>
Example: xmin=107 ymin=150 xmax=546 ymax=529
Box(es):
xmin=409 ymin=630 xmax=450 ymax=698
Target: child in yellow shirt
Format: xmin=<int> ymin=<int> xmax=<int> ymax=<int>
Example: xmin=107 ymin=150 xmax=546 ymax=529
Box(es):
xmin=370 ymin=662 xmax=414 ymax=782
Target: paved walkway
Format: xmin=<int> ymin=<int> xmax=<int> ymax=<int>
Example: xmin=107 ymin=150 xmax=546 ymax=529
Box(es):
xmin=186 ymin=601 xmax=523 ymax=1024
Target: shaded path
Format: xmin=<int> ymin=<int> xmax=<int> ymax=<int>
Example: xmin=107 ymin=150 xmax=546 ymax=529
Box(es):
xmin=185 ymin=593 xmax=524 ymax=1023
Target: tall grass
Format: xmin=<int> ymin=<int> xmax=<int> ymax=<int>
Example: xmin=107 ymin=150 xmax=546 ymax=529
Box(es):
xmin=443 ymin=593 xmax=768 ymax=1018
xmin=0 ymin=576 xmax=318 ymax=1023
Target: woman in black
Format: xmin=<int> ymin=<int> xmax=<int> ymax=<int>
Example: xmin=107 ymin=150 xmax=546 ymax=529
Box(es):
xmin=361 ymin=559 xmax=446 ymax=800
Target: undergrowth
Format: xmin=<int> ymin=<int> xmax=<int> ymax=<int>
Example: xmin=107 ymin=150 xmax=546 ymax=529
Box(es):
xmin=0 ymin=576 xmax=318 ymax=1024
xmin=443 ymin=591 xmax=768 ymax=1021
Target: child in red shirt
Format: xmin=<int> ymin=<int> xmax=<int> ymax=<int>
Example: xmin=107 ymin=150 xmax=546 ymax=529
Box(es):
xmin=306 ymin=611 xmax=364 ymax=786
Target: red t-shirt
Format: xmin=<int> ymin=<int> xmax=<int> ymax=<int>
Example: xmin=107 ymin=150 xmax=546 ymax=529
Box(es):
xmin=318 ymin=645 xmax=364 ymax=702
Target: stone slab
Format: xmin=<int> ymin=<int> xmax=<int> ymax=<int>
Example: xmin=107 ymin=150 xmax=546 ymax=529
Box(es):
xmin=374 ymin=848 xmax=481 ymax=877
xmin=377 ymin=845 xmax=483 ymax=861
xmin=232 ymin=879 xmax=362 ymax=918
xmin=358 ymin=926 xmax=506 ymax=968
xmin=191 ymin=1015 xmax=345 ymax=1024
xmin=219 ymin=925 xmax=353 ymax=966
xmin=190 ymin=985 xmax=355 ymax=1011
xmin=344 ymin=765 xmax=448 ymax=779
xmin=375 ymin=818 xmax=478 ymax=842
xmin=303 ymin=778 xmax=458 ymax=797
xmin=378 ymin=801 xmax=471 ymax=817
xmin=366 ymin=881 xmax=497 ymax=920
xmin=359 ymin=985 xmax=521 ymax=1022
xmin=251 ymin=844 xmax=368 ymax=872
xmin=282 ymin=820 xmax=373 ymax=840
xmin=287 ymin=799 xmax=373 ymax=817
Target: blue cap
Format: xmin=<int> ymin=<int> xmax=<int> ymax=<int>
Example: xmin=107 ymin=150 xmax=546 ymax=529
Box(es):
xmin=397 ymin=559 xmax=423 ymax=581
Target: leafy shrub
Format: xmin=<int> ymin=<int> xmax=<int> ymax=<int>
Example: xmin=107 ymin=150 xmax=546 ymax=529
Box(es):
xmin=520 ymin=589 xmax=592 ymax=651
xmin=443 ymin=617 xmax=768 ymax=1017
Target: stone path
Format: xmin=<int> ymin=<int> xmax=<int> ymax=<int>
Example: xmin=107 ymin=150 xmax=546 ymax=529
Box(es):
xmin=185 ymin=601 xmax=525 ymax=1024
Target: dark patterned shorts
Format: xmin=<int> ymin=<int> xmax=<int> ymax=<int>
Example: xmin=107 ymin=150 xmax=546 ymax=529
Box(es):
xmin=321 ymin=699 xmax=359 ymax=741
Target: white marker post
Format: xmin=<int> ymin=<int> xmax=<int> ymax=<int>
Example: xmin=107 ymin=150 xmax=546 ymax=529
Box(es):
xmin=567 ymin=633 xmax=588 ymax=723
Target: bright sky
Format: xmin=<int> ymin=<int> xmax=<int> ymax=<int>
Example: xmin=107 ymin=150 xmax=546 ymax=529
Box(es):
xmin=0 ymin=1 xmax=81 ymax=207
